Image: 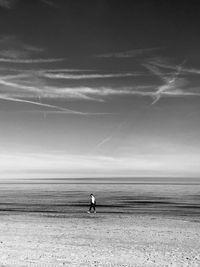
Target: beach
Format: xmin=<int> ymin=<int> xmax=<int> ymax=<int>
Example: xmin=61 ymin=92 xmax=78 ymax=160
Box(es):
xmin=0 ymin=213 xmax=200 ymax=266
xmin=0 ymin=179 xmax=200 ymax=266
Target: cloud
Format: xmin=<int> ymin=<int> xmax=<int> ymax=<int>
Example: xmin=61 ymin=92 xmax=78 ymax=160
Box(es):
xmin=143 ymin=59 xmax=195 ymax=104
xmin=0 ymin=48 xmax=199 ymax=110
xmin=0 ymin=76 xmax=43 ymax=97
xmin=148 ymin=59 xmax=200 ymax=75
xmin=0 ymin=65 xmax=152 ymax=101
xmin=41 ymin=86 xmax=155 ymax=100
xmin=0 ymin=0 xmax=17 ymax=8
xmin=40 ymin=0 xmax=58 ymax=8
xmin=0 ymin=73 xmax=93 ymax=113
xmin=0 ymin=36 xmax=39 ymax=58
xmin=1 ymin=72 xmax=199 ymax=105
xmin=95 ymin=136 xmax=112 ymax=148
xmin=39 ymin=68 xmax=94 ymax=73
xmin=0 ymin=94 xmax=88 ymax=114
xmin=0 ymin=73 xmax=30 ymax=80
xmin=41 ymin=72 xmax=141 ymax=80
xmin=29 ymin=110 xmax=112 ymax=116
xmin=48 ymin=86 xmax=200 ymax=101
xmin=96 ymin=46 xmax=165 ymax=58
xmin=0 ymin=73 xmax=113 ymax=113
xmin=0 ymin=35 xmax=64 ymax=63
xmin=0 ymin=49 xmax=30 ymax=59
xmin=0 ymin=0 xmax=57 ymax=9
xmin=0 ymin=58 xmax=64 ymax=63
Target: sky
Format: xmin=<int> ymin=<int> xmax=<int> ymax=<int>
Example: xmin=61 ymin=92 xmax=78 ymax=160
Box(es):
xmin=0 ymin=0 xmax=200 ymax=178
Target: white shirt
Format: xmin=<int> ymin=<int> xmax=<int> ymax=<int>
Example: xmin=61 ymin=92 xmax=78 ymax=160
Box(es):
xmin=91 ymin=195 xmax=95 ymax=204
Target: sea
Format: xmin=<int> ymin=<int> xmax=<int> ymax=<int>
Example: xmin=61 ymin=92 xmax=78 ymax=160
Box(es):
xmin=0 ymin=177 xmax=200 ymax=219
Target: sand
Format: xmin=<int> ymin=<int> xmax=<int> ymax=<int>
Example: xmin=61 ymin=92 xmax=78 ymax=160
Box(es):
xmin=0 ymin=213 xmax=199 ymax=267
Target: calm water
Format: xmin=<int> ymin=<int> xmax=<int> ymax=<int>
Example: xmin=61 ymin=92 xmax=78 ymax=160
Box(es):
xmin=0 ymin=178 xmax=200 ymax=217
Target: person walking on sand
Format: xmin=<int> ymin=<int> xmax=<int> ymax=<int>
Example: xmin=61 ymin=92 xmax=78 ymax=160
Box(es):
xmin=88 ymin=194 xmax=96 ymax=213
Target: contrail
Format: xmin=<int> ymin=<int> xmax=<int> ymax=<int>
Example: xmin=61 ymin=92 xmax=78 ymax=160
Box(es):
xmin=96 ymin=136 xmax=112 ymax=148
xmin=0 ymin=95 xmax=113 ymax=115
xmin=0 ymin=79 xmax=42 ymax=93
xmin=30 ymin=110 xmax=113 ymax=116
xmin=0 ymin=74 xmax=30 ymax=80
xmin=0 ymin=58 xmax=64 ymax=63
xmin=42 ymin=72 xmax=139 ymax=80
xmin=95 ymin=121 xmax=125 ymax=149
xmin=0 ymin=95 xmax=86 ymax=114
xmin=144 ymin=59 xmax=187 ymax=104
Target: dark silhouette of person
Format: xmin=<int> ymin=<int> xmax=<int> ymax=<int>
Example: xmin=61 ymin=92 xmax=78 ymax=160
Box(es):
xmin=88 ymin=193 xmax=96 ymax=213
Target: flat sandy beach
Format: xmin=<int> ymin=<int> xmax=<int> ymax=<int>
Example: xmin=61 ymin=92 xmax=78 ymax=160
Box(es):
xmin=0 ymin=213 xmax=200 ymax=267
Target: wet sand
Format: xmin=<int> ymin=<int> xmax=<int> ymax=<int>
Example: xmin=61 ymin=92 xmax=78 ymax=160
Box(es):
xmin=0 ymin=213 xmax=200 ymax=266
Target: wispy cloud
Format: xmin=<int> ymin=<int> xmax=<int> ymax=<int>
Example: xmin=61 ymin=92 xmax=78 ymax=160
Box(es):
xmin=0 ymin=72 xmax=96 ymax=113
xmin=0 ymin=0 xmax=16 ymax=9
xmin=0 ymin=58 xmax=64 ymax=63
xmin=40 ymin=0 xmax=58 ymax=8
xmin=41 ymin=86 xmax=154 ymax=100
xmin=148 ymin=59 xmax=200 ymax=75
xmin=0 ymin=0 xmax=58 ymax=9
xmin=29 ymin=110 xmax=112 ymax=116
xmin=39 ymin=68 xmax=94 ymax=73
xmin=0 ymin=71 xmax=118 ymax=113
xmin=143 ymin=59 xmax=196 ymax=104
xmin=0 ymin=73 xmax=29 ymax=80
xmin=0 ymin=35 xmax=199 ymax=110
xmin=95 ymin=46 xmax=165 ymax=58
xmin=1 ymin=72 xmax=199 ymax=105
xmin=0 ymin=78 xmax=108 ymax=113
xmin=0 ymin=94 xmax=88 ymax=114
xmin=41 ymin=72 xmax=141 ymax=80
xmin=94 ymin=121 xmax=126 ymax=150
xmin=0 ymin=35 xmax=43 ymax=57
xmin=0 ymin=35 xmax=64 ymax=63
xmin=95 ymin=136 xmax=112 ymax=148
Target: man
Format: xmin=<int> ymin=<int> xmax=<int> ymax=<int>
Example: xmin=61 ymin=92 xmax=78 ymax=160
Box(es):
xmin=88 ymin=194 xmax=96 ymax=213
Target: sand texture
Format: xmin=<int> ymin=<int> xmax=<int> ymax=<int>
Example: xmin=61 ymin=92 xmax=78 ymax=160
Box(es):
xmin=0 ymin=213 xmax=199 ymax=267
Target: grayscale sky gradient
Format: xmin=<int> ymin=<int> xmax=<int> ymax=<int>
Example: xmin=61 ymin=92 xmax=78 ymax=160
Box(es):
xmin=0 ymin=0 xmax=200 ymax=178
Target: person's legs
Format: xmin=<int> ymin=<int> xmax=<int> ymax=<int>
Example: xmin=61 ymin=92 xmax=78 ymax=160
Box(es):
xmin=88 ymin=203 xmax=96 ymax=213
xmin=93 ymin=203 xmax=96 ymax=213
xmin=88 ymin=203 xmax=93 ymax=212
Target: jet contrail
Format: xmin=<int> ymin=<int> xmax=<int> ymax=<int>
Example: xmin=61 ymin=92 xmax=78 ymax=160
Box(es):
xmin=0 ymin=58 xmax=64 ymax=63
xmin=0 ymin=74 xmax=30 ymax=80
xmin=96 ymin=136 xmax=112 ymax=148
xmin=0 ymin=79 xmax=42 ymax=93
xmin=0 ymin=95 xmax=86 ymax=114
xmin=95 ymin=121 xmax=126 ymax=149
xmin=144 ymin=59 xmax=187 ymax=104
xmin=0 ymin=95 xmax=113 ymax=115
